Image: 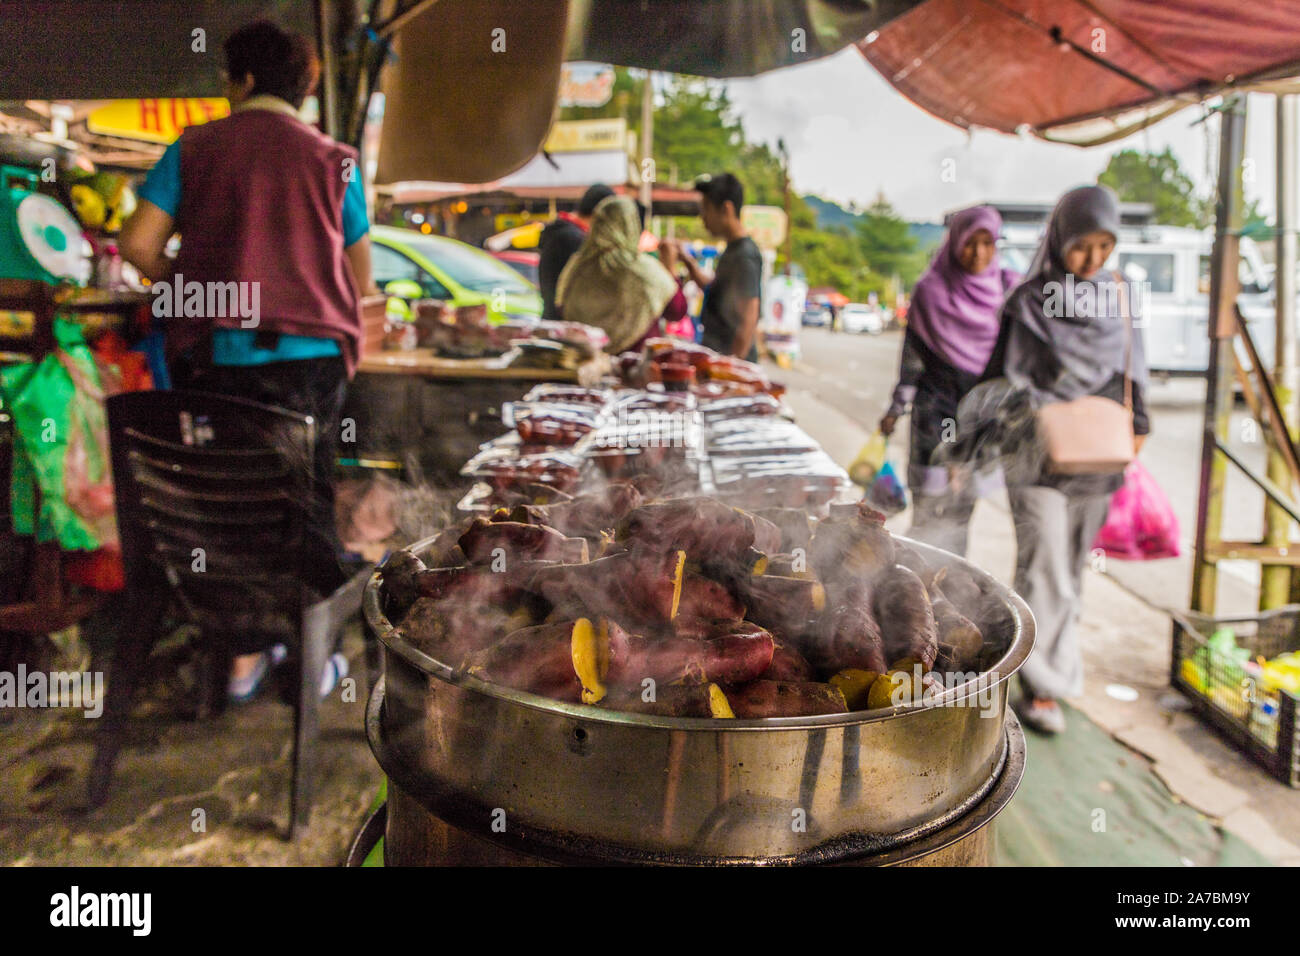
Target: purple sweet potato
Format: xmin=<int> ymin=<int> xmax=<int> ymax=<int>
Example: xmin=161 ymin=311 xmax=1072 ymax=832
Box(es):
xmin=873 ymin=565 xmax=938 ymax=671
xmin=807 ymin=507 xmax=896 ymax=586
xmin=760 ymin=641 xmax=816 ymax=682
xmin=531 ymin=548 xmax=686 ymax=624
xmin=458 ymin=518 xmax=589 ymax=565
xmin=677 ymin=573 xmax=746 ymax=622
xmin=613 ymin=622 xmax=774 ymax=687
xmin=742 ymin=575 xmax=826 ymax=636
xmin=600 ymin=682 xmax=734 ymax=717
xmin=805 ymin=594 xmax=888 ymax=675
xmin=617 ymin=497 xmax=756 ymax=561
xmin=723 ymin=680 xmax=848 ymax=717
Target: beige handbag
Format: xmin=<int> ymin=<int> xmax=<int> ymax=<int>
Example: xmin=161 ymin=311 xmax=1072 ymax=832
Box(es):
xmin=1035 ymin=276 xmax=1135 ymax=476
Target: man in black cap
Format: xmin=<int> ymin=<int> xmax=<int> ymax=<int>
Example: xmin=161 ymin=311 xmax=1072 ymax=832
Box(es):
xmin=677 ymin=173 xmax=763 ymax=361
xmin=537 ymin=182 xmax=614 ymax=320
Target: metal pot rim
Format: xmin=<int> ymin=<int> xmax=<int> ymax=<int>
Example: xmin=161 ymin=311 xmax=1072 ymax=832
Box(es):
xmin=365 ymin=534 xmax=1035 ymax=732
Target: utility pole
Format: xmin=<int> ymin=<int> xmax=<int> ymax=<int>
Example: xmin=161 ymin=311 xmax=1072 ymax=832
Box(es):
xmin=639 ymin=70 xmax=654 ymax=214
xmin=779 ymin=137 xmax=792 ymax=276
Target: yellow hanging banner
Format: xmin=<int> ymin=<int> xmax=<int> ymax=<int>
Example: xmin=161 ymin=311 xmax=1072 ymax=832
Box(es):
xmin=86 ymin=99 xmax=230 ymax=145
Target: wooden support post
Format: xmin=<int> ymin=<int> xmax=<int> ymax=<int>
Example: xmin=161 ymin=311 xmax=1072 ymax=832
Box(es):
xmin=1191 ymin=98 xmax=1246 ymax=616
xmin=1265 ymin=93 xmax=1298 ymax=608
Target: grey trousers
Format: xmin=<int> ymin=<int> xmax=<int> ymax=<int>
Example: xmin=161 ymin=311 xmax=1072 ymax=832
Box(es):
xmin=908 ymin=490 xmax=976 ymax=558
xmin=1008 ymin=484 xmax=1113 ymax=701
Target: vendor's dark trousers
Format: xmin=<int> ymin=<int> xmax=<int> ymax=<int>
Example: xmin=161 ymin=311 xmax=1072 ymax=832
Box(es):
xmin=172 ymin=356 xmax=350 ymax=597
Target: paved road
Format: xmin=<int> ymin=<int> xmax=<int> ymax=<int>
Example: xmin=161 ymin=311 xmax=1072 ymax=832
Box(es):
xmin=776 ymin=326 xmax=1272 ymax=615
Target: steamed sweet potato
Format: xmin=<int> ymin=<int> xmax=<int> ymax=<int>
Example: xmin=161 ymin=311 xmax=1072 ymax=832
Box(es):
xmin=762 ymin=553 xmax=813 ymax=579
xmin=931 ymin=593 xmax=983 ymax=672
xmin=873 ymin=565 xmax=938 ymax=671
xmin=742 ymin=575 xmax=826 ymax=636
xmin=613 ymin=622 xmax=774 ymax=687
xmin=806 ymin=594 xmax=888 ymax=674
xmin=531 ymin=548 xmax=686 ymax=625
xmin=464 ymin=619 xmax=594 ymax=701
xmin=753 ymin=507 xmax=813 ymax=552
xmin=828 ymin=668 xmax=882 ymax=710
xmin=761 ymin=641 xmax=816 ymax=682
xmin=750 ymin=512 xmax=783 ymax=554
xmin=508 ymin=483 xmax=643 ymax=540
xmin=600 ymin=682 xmax=734 ymax=718
xmin=677 ymin=573 xmax=746 ymax=622
xmin=894 ymin=544 xmax=938 ymax=589
xmin=932 ymin=564 xmax=983 ymax=614
xmin=807 ymin=507 xmax=896 ymax=585
xmin=724 ymin=681 xmax=848 ymax=717
xmin=617 ymin=497 xmax=755 ymax=561
xmin=415 ymin=562 xmax=554 ymax=606
xmin=399 ymin=599 xmax=535 ymax=663
xmin=458 ymin=518 xmax=589 ymax=565
xmin=379 ymin=550 xmax=425 ymax=617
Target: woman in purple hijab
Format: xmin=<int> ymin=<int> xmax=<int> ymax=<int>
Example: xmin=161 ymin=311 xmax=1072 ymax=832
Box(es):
xmin=879 ymin=205 xmax=1018 ymax=556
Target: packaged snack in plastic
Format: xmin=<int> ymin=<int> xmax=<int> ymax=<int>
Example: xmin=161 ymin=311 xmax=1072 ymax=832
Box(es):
xmin=709 ymin=451 xmax=852 ymax=511
xmin=521 ymin=383 xmax=613 ymax=407
xmin=461 ymin=444 xmax=583 ymax=493
xmin=705 ymin=418 xmax=820 ymax=458
xmin=503 ymin=401 xmax=607 ymax=447
xmin=698 ymin=392 xmax=781 ymax=422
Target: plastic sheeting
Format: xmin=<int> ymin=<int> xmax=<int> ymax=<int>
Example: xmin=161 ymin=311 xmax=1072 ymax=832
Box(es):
xmin=858 ymin=0 xmax=1300 ymax=137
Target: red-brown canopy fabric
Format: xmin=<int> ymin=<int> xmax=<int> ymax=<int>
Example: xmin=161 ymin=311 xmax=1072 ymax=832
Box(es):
xmin=858 ymin=0 xmax=1300 ymax=137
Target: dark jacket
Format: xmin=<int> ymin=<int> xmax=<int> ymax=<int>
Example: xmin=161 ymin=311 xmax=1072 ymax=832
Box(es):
xmin=537 ymin=215 xmax=586 ymax=321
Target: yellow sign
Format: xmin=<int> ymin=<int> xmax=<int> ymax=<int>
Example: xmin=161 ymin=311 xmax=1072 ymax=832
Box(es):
xmin=543 ymin=118 xmax=627 ymax=154
xmin=86 ymin=99 xmax=230 ymax=145
xmin=742 ymin=205 xmax=788 ymax=250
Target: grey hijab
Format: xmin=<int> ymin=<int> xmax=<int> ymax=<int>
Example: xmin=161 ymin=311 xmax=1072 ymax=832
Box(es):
xmin=1002 ymin=184 xmax=1145 ymax=404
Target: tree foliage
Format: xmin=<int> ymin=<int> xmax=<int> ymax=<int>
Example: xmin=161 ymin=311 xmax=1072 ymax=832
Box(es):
xmin=559 ymin=69 xmax=925 ymax=299
xmin=1098 ymin=147 xmax=1204 ymax=227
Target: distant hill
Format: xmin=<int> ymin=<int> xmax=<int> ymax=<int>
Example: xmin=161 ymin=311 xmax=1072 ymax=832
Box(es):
xmin=909 ymin=222 xmax=944 ymax=253
xmin=802 ymin=194 xmax=861 ymax=232
xmin=802 ymin=193 xmax=943 ymax=253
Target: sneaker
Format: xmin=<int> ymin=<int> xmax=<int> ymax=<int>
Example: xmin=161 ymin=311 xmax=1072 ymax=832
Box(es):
xmin=319 ymin=652 xmax=349 ymax=698
xmin=228 ymin=652 xmax=271 ymax=703
xmin=1013 ymin=696 xmax=1066 ymax=735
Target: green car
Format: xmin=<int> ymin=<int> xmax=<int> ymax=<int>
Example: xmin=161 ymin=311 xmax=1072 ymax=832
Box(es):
xmin=371 ymin=224 xmax=543 ymax=323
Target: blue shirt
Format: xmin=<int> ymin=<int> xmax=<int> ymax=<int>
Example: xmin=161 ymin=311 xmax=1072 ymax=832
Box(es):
xmin=139 ymin=137 xmax=370 ymax=366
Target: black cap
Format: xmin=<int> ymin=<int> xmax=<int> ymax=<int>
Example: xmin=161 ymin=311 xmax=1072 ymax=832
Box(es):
xmin=578 ymin=183 xmax=615 ymax=217
xmin=694 ymin=172 xmax=744 ymax=214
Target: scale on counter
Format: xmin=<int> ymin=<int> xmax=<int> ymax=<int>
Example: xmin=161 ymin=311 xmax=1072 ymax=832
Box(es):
xmin=0 ymin=165 xmax=87 ymax=284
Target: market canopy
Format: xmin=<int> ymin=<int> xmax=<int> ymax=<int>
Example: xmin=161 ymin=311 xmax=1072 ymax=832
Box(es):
xmin=855 ymin=0 xmax=1300 ymax=144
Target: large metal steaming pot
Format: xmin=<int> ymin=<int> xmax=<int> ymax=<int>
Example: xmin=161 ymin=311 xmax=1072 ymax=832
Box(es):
xmin=363 ymin=537 xmax=1034 ymax=865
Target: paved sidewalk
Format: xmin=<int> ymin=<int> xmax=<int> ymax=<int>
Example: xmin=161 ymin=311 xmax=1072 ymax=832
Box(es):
xmin=786 ymin=386 xmax=1300 ymax=865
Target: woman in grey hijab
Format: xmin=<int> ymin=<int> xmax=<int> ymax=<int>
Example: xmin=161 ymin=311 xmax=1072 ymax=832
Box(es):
xmin=978 ymin=184 xmax=1150 ymax=735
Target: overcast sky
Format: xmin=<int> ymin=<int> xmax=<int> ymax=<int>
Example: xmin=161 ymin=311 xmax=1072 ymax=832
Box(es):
xmin=722 ymin=47 xmax=1281 ymax=225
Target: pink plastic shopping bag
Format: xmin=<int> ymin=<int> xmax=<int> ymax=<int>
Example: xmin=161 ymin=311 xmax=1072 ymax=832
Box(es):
xmin=1092 ymin=461 xmax=1181 ymax=560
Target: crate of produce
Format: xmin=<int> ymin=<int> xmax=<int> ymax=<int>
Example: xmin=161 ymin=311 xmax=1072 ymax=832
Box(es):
xmin=1170 ymin=606 xmax=1300 ymax=787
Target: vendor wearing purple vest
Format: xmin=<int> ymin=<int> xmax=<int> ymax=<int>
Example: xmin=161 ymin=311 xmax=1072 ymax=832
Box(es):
xmin=121 ymin=20 xmax=375 ymax=700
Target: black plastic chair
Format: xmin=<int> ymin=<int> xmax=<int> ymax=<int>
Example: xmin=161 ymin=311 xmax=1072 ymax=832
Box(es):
xmin=88 ymin=389 xmax=372 ymax=839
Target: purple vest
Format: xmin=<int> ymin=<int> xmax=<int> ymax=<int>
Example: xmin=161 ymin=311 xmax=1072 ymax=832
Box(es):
xmin=171 ymin=108 xmax=362 ymax=376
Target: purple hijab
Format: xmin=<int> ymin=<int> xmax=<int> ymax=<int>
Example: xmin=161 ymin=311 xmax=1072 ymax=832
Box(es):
xmin=909 ymin=205 xmax=1017 ymax=376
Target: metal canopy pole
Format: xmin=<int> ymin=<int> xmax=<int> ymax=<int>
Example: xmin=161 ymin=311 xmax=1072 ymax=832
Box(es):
xmin=1190 ymin=98 xmax=1247 ymax=615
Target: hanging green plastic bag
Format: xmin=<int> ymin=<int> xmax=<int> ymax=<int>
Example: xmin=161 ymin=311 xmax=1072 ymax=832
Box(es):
xmin=0 ymin=317 xmax=118 ymax=551
xmin=848 ymin=431 xmax=889 ymax=487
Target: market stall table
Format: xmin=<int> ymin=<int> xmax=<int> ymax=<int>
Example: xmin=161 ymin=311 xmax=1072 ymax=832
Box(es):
xmin=342 ymin=345 xmax=611 ymax=485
